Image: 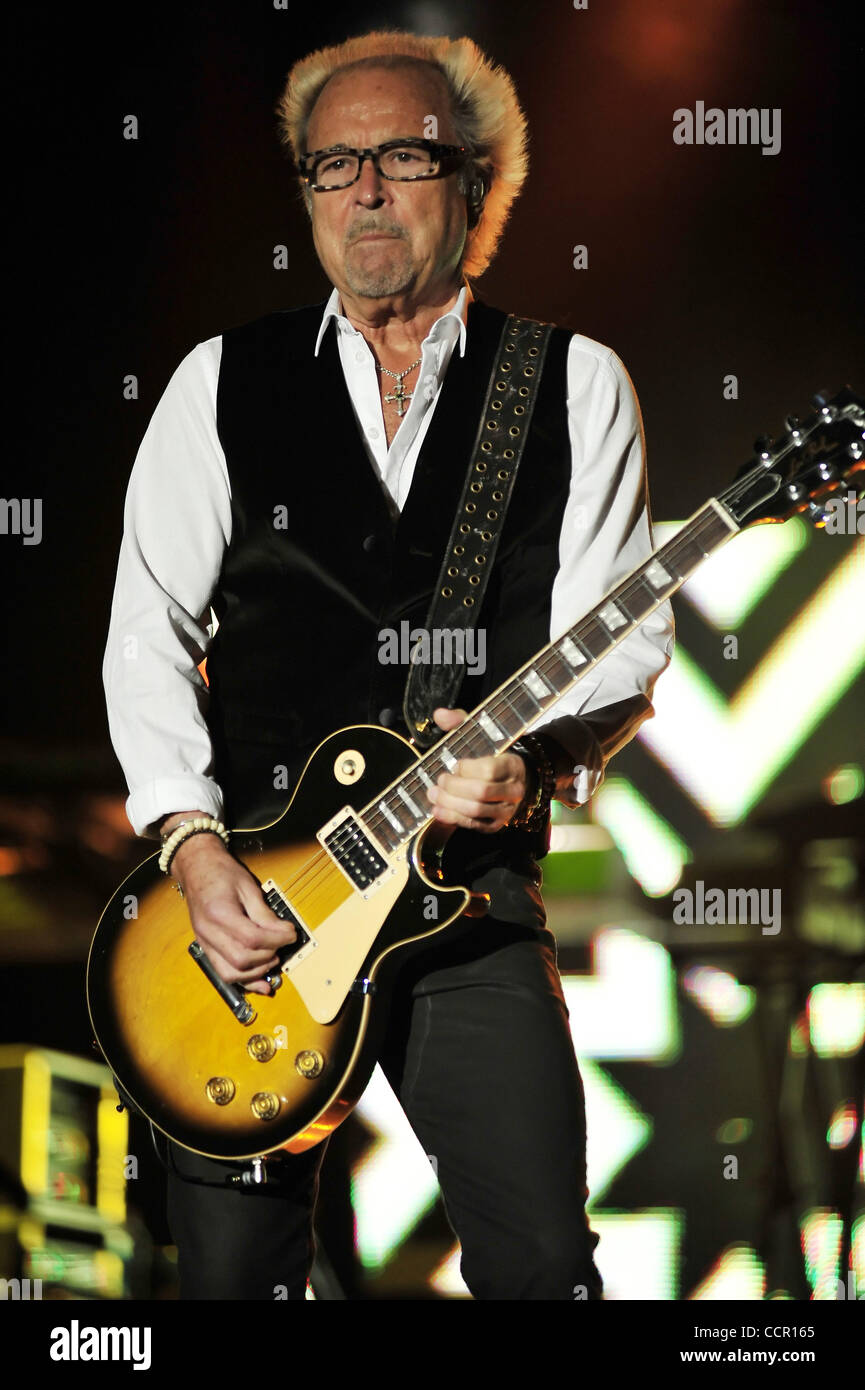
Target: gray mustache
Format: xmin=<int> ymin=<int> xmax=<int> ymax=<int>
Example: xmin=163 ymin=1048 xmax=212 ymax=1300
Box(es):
xmin=348 ymin=225 xmax=406 ymax=242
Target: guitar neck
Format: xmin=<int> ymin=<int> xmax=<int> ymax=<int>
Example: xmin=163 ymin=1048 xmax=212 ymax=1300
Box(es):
xmin=359 ymin=497 xmax=741 ymax=854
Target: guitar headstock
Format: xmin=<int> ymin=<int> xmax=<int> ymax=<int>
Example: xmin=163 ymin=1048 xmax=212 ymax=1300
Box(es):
xmin=722 ymin=387 xmax=865 ymax=529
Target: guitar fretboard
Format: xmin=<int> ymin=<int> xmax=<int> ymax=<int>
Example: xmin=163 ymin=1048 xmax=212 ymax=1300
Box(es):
xmin=354 ymin=498 xmax=738 ymax=857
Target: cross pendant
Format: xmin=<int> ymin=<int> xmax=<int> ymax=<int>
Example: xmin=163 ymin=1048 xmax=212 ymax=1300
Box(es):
xmin=384 ymin=382 xmax=412 ymax=417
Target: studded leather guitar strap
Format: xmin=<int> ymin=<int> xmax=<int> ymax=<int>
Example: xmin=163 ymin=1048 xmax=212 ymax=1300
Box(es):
xmin=402 ymin=313 xmax=555 ymax=748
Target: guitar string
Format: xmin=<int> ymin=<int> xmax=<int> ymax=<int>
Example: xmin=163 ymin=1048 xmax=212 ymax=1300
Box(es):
xmin=269 ymin=416 xmax=848 ymax=899
xmin=273 ymin=413 xmax=847 ymax=898
xmin=305 ymin=476 xmax=764 ymax=868
xmin=261 ymin=429 xmax=846 ymax=920
xmin=295 ymin=451 xmax=835 ymax=906
xmin=341 ymin=421 xmax=858 ymax=855
xmin=281 ymin=503 xmax=728 ymax=907
xmin=363 ymin=503 xmax=728 ymax=841
xmin=250 ymin=423 xmax=846 ymax=944
xmin=270 ymin=504 xmax=727 ymax=911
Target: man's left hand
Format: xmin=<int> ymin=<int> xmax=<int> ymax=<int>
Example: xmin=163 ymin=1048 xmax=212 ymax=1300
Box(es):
xmin=425 ymin=707 xmax=530 ymax=833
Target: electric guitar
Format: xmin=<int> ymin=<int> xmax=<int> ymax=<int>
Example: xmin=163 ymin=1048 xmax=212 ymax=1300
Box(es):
xmin=87 ymin=387 xmax=864 ymax=1159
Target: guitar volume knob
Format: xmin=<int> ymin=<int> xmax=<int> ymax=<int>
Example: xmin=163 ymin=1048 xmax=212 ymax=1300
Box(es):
xmin=247 ymin=1034 xmax=276 ymax=1062
xmin=295 ymin=1049 xmax=325 ymax=1079
xmin=205 ymin=1077 xmax=236 ymax=1105
xmin=250 ymin=1092 xmax=281 ymax=1121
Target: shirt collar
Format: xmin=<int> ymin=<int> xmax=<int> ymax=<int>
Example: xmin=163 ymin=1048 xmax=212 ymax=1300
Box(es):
xmin=314 ymin=281 xmax=471 ymax=358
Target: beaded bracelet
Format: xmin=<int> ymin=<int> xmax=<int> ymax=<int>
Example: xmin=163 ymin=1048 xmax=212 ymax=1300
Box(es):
xmin=158 ymin=817 xmax=230 ymax=876
xmin=510 ymin=735 xmax=557 ymax=829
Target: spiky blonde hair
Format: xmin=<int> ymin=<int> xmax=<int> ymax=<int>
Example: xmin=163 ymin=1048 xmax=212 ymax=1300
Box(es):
xmin=275 ymin=30 xmax=529 ymax=279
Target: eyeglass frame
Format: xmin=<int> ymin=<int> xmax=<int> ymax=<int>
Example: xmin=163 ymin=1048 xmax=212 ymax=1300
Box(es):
xmin=297 ymin=137 xmax=469 ymax=192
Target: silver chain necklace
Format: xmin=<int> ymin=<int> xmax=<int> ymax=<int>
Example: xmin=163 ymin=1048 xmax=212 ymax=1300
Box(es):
xmin=377 ymin=357 xmax=422 ymax=417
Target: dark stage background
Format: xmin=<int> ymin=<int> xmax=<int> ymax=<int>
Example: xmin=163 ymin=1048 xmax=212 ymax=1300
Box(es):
xmin=3 ymin=0 xmax=862 ymax=747
xmin=1 ymin=0 xmax=863 ymax=1312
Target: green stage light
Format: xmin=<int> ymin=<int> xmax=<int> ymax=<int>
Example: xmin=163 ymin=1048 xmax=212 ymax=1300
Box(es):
xmin=653 ymin=517 xmax=808 ymax=629
xmin=640 ymin=540 xmax=865 ymax=824
xmin=593 ymin=778 xmax=691 ymax=895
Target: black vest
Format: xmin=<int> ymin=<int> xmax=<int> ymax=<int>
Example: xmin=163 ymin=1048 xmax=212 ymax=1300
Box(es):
xmin=207 ymin=295 xmax=572 ymax=879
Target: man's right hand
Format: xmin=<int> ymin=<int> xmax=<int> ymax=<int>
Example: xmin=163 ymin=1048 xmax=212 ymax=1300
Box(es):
xmin=168 ymin=830 xmax=296 ymax=997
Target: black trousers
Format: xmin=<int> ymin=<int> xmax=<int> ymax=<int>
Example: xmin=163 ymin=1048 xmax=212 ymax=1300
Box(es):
xmin=165 ymin=882 xmax=603 ymax=1301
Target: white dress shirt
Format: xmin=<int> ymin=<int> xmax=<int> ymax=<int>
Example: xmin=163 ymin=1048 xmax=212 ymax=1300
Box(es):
xmin=103 ymin=282 xmax=674 ymax=837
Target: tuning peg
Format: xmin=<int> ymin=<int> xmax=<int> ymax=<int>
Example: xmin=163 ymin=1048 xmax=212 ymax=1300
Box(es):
xmin=812 ymin=390 xmax=840 ymax=421
xmin=805 ymin=501 xmax=831 ymax=525
xmin=754 ymin=435 xmax=774 ymax=460
xmin=785 ymin=414 xmax=802 ymax=436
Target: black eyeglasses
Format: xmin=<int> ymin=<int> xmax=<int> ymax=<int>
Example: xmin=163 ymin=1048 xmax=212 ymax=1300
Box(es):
xmin=298 ymin=138 xmax=468 ymax=192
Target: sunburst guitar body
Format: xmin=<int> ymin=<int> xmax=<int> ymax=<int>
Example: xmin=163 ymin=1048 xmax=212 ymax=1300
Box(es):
xmin=87 ymin=726 xmax=471 ymax=1160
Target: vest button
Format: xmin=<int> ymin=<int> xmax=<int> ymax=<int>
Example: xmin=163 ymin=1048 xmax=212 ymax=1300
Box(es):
xmin=362 ymin=534 xmax=377 ymax=553
xmin=379 ymin=707 xmax=397 ymax=727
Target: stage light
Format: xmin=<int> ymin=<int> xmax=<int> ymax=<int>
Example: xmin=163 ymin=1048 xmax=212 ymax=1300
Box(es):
xmin=807 ymin=983 xmax=865 ymax=1056
xmin=690 ymin=1244 xmax=766 ymax=1300
xmin=561 ymin=927 xmax=680 ymax=1060
xmin=823 ymin=764 xmax=865 ymax=805
xmin=653 ymin=516 xmax=808 ymax=629
xmin=801 ymin=1209 xmax=844 ymax=1299
xmin=428 ymin=1246 xmax=468 ymax=1299
xmin=580 ymin=1058 xmax=652 ymax=1204
xmin=592 ymin=778 xmax=690 ymax=896
xmin=590 ymin=1211 xmax=682 ymax=1300
xmin=716 ymin=1118 xmax=754 ymax=1144
xmin=351 ymin=1065 xmax=440 ymax=1271
xmin=640 ymin=539 xmax=865 ymax=823
xmin=827 ymin=1101 xmax=859 ymax=1150
xmin=681 ymin=965 xmax=756 ymax=1027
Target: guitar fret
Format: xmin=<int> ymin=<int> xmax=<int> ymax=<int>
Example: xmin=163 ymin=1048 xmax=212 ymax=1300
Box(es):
xmin=422 ymin=755 xmax=445 ymax=786
xmin=461 ymin=725 xmax=496 ymax=757
xmin=489 ymin=693 xmax=523 ymax=740
xmin=415 ymin=764 xmax=435 ymax=791
xmin=378 ymin=799 xmax=405 ymax=835
xmin=662 ymin=510 xmax=732 ymax=580
xmin=509 ymin=684 xmax=544 ymax=719
xmin=670 ymin=542 xmax=707 ymax=577
xmin=622 ymin=579 xmax=658 ymax=617
xmin=542 ymin=649 xmax=573 ymax=690
xmin=574 ymin=622 xmax=609 ymax=662
xmin=360 ymin=810 xmax=397 ymax=856
xmin=396 ymin=784 xmax=424 ymax=820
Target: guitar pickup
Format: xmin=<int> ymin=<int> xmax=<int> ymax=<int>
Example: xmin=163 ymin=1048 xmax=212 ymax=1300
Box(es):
xmin=317 ymin=807 xmax=392 ymax=896
xmin=260 ymin=880 xmax=317 ymax=976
